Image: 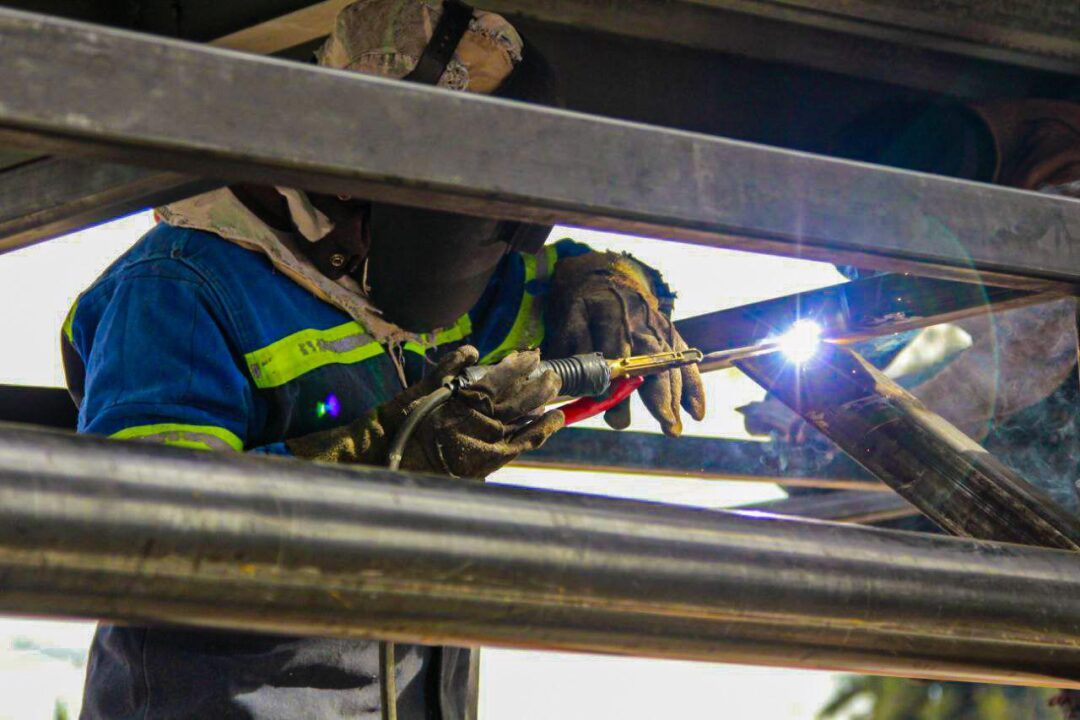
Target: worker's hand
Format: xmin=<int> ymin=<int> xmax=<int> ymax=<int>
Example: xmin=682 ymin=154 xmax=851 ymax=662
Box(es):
xmin=401 ymin=347 xmax=564 ymax=478
xmin=543 ymin=252 xmax=706 ymax=437
xmin=287 ymin=346 xmax=563 ymax=479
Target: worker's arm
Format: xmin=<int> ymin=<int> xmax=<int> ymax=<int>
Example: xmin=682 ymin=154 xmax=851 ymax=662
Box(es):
xmin=65 ymin=260 xmax=283 ymax=455
xmin=66 ymin=256 xmax=560 ymax=474
xmin=468 ymin=238 xmax=706 ymax=436
xmin=541 ymin=248 xmax=706 ymax=437
xmin=465 ymin=238 xmax=590 ymax=364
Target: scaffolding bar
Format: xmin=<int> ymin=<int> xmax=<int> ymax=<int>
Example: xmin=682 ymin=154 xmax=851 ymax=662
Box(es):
xmin=522 ymin=427 xmax=881 ymax=490
xmin=1 ymin=10 xmax=1079 ymax=289
xmin=0 ymin=389 xmax=880 ymax=490
xmin=0 ymin=424 xmax=1078 ymax=687
xmin=737 ymin=346 xmax=1080 ymax=549
xmin=734 ymin=489 xmax=916 ymax=524
xmin=0 ymin=386 xmax=77 ymax=431
xmin=0 ymin=157 xmax=206 ymax=253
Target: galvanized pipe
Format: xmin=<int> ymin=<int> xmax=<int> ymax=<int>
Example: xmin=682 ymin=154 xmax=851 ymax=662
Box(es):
xmin=734 ymin=489 xmax=916 ymax=524
xmin=0 ymin=424 xmax=1078 ymax=688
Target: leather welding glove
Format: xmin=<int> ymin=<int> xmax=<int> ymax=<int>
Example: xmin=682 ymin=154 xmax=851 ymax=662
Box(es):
xmin=543 ymin=251 xmax=706 ymax=437
xmin=286 ymin=346 xmax=564 ymax=479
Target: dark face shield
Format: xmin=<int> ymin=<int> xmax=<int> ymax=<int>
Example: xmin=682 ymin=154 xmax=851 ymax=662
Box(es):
xmin=366 ymin=203 xmax=533 ymax=332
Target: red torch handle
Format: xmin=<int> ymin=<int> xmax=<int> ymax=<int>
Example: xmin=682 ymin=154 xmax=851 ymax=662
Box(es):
xmin=559 ymin=376 xmax=644 ymax=426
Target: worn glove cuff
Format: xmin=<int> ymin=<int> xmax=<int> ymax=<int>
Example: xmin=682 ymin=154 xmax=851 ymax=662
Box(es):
xmin=555 ymin=250 xmax=676 ymax=316
xmin=285 ymin=410 xmax=390 ymax=465
xmin=618 ymin=254 xmax=676 ymax=316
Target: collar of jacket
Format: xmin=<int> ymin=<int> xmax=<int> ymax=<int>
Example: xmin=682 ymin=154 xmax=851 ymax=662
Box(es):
xmin=156 ymin=187 xmax=419 ymax=347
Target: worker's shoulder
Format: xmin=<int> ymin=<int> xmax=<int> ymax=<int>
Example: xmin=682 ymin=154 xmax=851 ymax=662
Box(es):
xmin=87 ymin=222 xmax=277 ymax=293
xmin=71 ymin=223 xmax=283 ymax=337
xmin=127 ymin=222 xmax=271 ymax=278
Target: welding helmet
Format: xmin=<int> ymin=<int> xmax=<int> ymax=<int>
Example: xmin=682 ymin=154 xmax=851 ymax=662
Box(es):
xmin=309 ymin=0 xmax=557 ymax=332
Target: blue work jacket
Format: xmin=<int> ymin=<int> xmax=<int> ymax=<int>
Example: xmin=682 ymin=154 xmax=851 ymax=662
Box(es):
xmin=62 ymin=222 xmax=586 ymax=719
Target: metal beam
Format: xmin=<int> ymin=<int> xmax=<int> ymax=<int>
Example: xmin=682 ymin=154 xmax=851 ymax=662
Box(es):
xmin=0 ymin=386 xmax=77 ymax=431
xmin=675 ymin=274 xmax=1052 ymax=371
xmin=737 ymin=345 xmax=1080 ymax=550
xmin=0 ymin=149 xmax=36 ymax=172
xmin=1 ymin=11 xmax=1077 ymax=288
xmin=1 ymin=423 xmax=1080 ymax=688
xmin=1 ymin=5 xmax=1067 ymax=254
xmin=0 ymin=4 xmax=310 ymax=255
xmin=682 ymin=0 xmax=1080 ymax=71
xmin=0 ymin=158 xmax=207 ymax=253
xmin=0 ymin=387 xmax=882 ymax=490
xmin=495 ymin=0 xmax=1080 ymax=94
xmin=520 ymin=427 xmax=881 ymax=490
xmin=735 ymin=489 xmax=916 ymax=524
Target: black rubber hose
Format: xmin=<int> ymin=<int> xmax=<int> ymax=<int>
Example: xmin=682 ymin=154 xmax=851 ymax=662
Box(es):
xmin=537 ymin=354 xmax=610 ymax=398
xmin=387 ymin=386 xmax=453 ymax=472
xmin=382 ymin=386 xmax=454 ymax=720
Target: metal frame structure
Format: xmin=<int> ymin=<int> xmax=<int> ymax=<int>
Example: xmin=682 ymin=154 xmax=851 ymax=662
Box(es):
xmin=1 ymin=0 xmax=1079 ymax=697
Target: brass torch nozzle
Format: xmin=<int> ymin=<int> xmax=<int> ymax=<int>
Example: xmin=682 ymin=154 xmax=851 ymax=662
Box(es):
xmin=607 ymin=349 xmax=705 ymax=380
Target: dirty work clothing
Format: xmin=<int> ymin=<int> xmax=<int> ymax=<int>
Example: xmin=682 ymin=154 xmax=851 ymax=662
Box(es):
xmin=285 ymin=346 xmax=565 ymax=479
xmin=63 ymin=222 xmax=587 ymax=719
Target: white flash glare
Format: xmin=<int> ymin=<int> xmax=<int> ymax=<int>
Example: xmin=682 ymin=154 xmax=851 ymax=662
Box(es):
xmin=776 ymin=320 xmax=823 ymax=364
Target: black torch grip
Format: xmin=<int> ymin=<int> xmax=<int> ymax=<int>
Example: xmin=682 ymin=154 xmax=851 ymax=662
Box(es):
xmin=456 ymin=352 xmax=612 ymax=398
xmin=537 ymin=353 xmax=611 ymax=398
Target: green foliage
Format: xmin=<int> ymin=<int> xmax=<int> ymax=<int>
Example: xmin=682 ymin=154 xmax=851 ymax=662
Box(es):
xmin=818 ymin=676 xmax=1058 ymax=720
xmin=53 ymin=700 xmax=70 ymax=720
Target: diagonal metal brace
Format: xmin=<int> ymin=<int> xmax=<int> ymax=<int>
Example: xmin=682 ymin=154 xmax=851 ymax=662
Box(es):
xmin=737 ymin=344 xmax=1080 ymax=550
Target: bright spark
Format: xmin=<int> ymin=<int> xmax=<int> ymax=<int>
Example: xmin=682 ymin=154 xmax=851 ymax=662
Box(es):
xmin=776 ymin=320 xmax=823 ymax=364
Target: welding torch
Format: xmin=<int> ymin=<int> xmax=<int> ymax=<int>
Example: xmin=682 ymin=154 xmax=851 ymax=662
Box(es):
xmin=386 ymin=349 xmax=704 ymax=470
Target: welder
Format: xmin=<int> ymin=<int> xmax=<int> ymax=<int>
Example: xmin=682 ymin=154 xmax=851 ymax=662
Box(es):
xmin=60 ymin=1 xmax=705 ymax=718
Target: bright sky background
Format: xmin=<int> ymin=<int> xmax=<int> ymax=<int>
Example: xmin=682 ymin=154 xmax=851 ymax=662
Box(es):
xmin=0 ymin=214 xmax=858 ymax=719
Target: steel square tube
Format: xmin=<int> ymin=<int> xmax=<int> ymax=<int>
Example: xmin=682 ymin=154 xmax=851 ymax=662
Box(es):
xmin=0 ymin=9 xmax=1078 ymax=288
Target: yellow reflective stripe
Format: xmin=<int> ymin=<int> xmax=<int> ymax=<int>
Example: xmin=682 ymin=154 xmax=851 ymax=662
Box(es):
xmin=479 ymin=245 xmax=558 ymax=365
xmin=62 ymin=301 xmax=78 ymax=344
xmin=403 ymin=314 xmax=474 ymax=356
xmin=244 ymin=321 xmax=383 ymax=389
xmin=110 ymin=423 xmax=243 ymax=452
xmin=437 ymin=314 xmax=473 ymax=344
